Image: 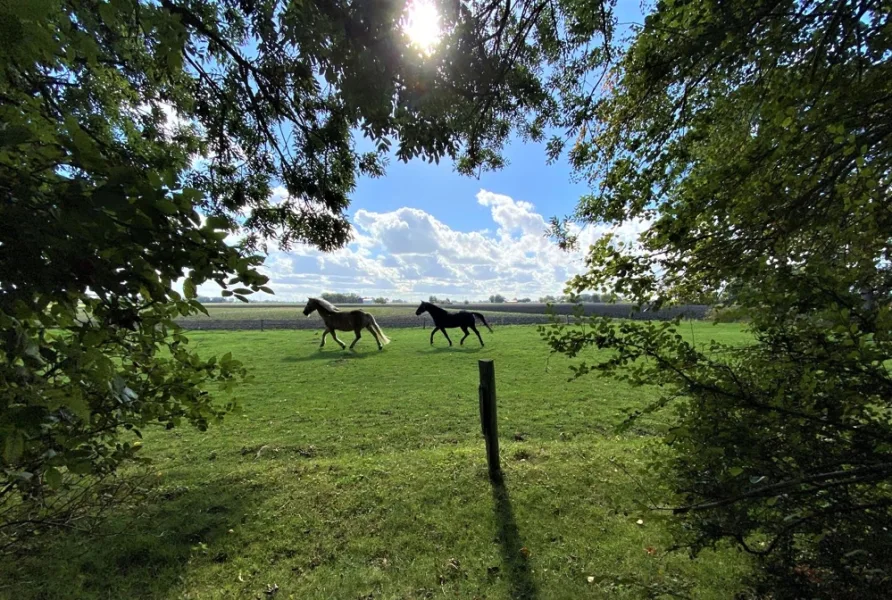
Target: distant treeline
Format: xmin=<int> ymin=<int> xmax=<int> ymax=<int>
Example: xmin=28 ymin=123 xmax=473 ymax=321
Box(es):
xmin=197 ymin=296 xmax=238 ymax=303
xmin=199 ymin=292 xmax=619 ymax=305
xmin=321 ymin=293 xmax=609 ymax=305
xmin=320 ymin=292 xmax=363 ymax=304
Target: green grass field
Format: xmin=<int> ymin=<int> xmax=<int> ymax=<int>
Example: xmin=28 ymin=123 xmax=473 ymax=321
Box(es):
xmin=2 ymin=324 xmax=754 ymax=599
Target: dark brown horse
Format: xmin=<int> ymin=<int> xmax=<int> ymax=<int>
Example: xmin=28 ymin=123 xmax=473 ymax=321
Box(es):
xmin=415 ymin=301 xmax=493 ymax=346
xmin=302 ymin=298 xmax=391 ymax=351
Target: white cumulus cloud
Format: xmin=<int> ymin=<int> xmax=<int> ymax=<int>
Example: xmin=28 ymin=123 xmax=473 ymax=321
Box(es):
xmin=189 ymin=189 xmax=649 ymax=301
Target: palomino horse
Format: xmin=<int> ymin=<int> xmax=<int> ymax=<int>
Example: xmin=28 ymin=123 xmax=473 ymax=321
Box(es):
xmin=302 ymin=298 xmax=391 ymax=351
xmin=415 ymin=301 xmax=493 ymax=347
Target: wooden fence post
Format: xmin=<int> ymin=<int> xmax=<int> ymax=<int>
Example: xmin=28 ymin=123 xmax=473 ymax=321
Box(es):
xmin=260 ymin=319 xmax=264 ymax=332
xmin=478 ymin=359 xmax=501 ymax=480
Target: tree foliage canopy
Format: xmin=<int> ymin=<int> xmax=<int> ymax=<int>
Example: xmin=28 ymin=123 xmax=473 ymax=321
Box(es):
xmin=320 ymin=292 xmax=363 ymax=305
xmin=542 ymin=0 xmax=892 ymax=595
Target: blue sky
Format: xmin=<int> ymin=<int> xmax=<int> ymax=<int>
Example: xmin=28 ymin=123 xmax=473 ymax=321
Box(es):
xmin=350 ymin=136 xmax=587 ymax=233
xmin=196 ymin=2 xmax=649 ymax=302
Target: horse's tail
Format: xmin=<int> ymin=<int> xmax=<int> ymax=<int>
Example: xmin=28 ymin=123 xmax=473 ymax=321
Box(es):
xmin=369 ymin=315 xmax=391 ymax=345
xmin=471 ymin=312 xmax=493 ymax=332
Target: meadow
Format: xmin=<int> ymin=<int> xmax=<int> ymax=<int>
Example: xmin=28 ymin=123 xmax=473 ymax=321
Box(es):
xmin=180 ymin=303 xmax=711 ymax=332
xmin=1 ymin=324 xmax=754 ymax=599
xmin=191 ymin=303 xmax=530 ymax=321
xmin=189 ymin=302 xmax=709 ymax=321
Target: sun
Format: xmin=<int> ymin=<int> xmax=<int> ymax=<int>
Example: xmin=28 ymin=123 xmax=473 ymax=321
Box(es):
xmin=403 ymin=0 xmax=442 ymax=55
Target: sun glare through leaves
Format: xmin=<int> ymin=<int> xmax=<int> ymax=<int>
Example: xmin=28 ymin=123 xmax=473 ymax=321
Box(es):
xmin=403 ymin=0 xmax=442 ymax=55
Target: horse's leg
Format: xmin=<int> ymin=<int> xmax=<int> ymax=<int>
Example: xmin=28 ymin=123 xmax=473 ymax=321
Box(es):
xmin=441 ymin=328 xmax=453 ymax=346
xmin=430 ymin=327 xmax=439 ymax=345
xmin=471 ymin=324 xmax=485 ymax=346
xmin=366 ymin=325 xmax=382 ymax=350
xmin=459 ymin=326 xmax=469 ymax=345
xmin=349 ymin=328 xmax=362 ymax=350
xmin=320 ymin=329 xmax=329 ymax=348
xmin=331 ymin=331 xmax=347 ymax=349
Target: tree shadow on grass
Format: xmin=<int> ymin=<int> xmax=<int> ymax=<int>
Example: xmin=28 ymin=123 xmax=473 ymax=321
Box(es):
xmin=281 ymin=348 xmax=378 ymax=363
xmin=418 ymin=345 xmax=486 ymax=355
xmin=491 ymin=476 xmax=538 ymax=600
xmin=0 ymin=478 xmax=253 ymax=600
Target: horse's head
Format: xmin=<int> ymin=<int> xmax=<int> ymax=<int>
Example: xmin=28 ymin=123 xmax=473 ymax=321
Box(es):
xmin=302 ymin=298 xmax=318 ymax=316
xmin=415 ymin=301 xmax=428 ymax=316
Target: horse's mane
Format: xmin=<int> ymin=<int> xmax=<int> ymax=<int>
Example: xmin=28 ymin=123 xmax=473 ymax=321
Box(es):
xmin=309 ymin=297 xmax=340 ymax=313
xmin=423 ymin=301 xmax=448 ymax=315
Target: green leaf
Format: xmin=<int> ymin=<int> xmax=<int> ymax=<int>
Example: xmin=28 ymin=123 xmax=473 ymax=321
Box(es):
xmin=156 ymin=199 xmax=179 ymax=215
xmin=68 ymin=461 xmax=93 ymax=475
xmin=728 ymin=467 xmax=743 ymax=477
xmin=7 ymin=0 xmax=53 ymax=18
xmin=0 ymin=124 xmax=33 ymax=148
xmin=45 ymin=467 xmax=63 ymax=489
xmin=3 ymin=433 xmax=24 ymax=464
xmin=65 ymin=392 xmax=91 ymax=421
xmin=22 ymin=337 xmax=43 ymax=363
xmin=64 ymin=116 xmax=102 ymax=165
xmin=205 ymin=215 xmax=231 ymax=231
xmin=98 ymin=1 xmax=117 ymax=26
xmin=183 ymin=278 xmax=197 ymax=299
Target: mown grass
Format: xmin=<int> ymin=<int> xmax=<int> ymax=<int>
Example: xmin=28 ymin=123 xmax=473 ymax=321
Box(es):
xmin=2 ymin=324 xmax=754 ymax=599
